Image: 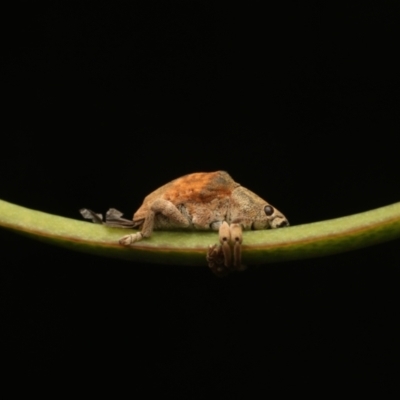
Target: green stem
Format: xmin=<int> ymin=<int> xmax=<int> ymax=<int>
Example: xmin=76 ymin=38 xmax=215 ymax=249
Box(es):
xmin=1 ymin=199 xmax=400 ymax=266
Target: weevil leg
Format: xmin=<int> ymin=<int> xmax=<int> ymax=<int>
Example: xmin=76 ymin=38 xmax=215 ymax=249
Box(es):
xmin=80 ymin=207 xmax=143 ymax=245
xmin=119 ymin=232 xmax=144 ymax=245
xmin=80 ymin=208 xmax=104 ymax=224
xmin=119 ymin=209 xmax=156 ymax=245
xmin=120 ymin=199 xmax=190 ymax=246
xmin=80 ymin=208 xmax=137 ymax=228
xmin=80 ymin=207 xmax=144 ymax=245
xmin=206 ymin=222 xmax=232 ymax=277
xmin=149 ymin=199 xmax=190 ymax=228
xmin=206 ymin=244 xmax=230 ymax=277
xmin=229 ymin=223 xmax=244 ymax=270
xmin=207 ymin=222 xmax=246 ymax=276
xmin=219 ymin=221 xmax=232 ymax=267
xmin=105 ymin=208 xmax=137 ymax=228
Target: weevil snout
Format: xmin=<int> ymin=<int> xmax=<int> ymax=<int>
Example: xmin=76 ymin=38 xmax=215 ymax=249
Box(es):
xmin=270 ymin=216 xmax=289 ymax=229
xmin=277 ymin=219 xmax=289 ymax=228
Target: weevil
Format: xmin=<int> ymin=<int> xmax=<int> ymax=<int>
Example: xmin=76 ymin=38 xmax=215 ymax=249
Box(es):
xmin=80 ymin=171 xmax=289 ymax=276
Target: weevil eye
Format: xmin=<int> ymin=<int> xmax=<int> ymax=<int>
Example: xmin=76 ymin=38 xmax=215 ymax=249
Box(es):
xmin=264 ymin=205 xmax=274 ymax=216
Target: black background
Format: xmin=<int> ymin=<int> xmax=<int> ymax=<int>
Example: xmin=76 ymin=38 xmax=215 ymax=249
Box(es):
xmin=1 ymin=2 xmax=400 ymax=393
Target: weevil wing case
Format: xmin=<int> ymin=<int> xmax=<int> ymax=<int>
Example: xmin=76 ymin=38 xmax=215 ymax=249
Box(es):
xmin=132 ymin=171 xmax=240 ymax=222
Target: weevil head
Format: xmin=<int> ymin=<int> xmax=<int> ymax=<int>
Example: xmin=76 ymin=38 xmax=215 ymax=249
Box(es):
xmin=262 ymin=204 xmax=289 ymax=229
xmin=248 ymin=203 xmax=289 ymax=230
xmin=230 ymin=186 xmax=289 ymax=230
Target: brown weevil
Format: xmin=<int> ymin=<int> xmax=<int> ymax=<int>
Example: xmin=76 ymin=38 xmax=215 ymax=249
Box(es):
xmin=81 ymin=171 xmax=289 ymax=277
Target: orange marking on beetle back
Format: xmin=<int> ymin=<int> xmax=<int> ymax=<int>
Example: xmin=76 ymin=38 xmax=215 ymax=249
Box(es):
xmin=161 ymin=171 xmax=239 ymax=204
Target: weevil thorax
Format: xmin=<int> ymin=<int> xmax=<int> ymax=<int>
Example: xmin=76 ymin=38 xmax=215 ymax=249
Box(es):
xmin=228 ymin=186 xmax=289 ymax=230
